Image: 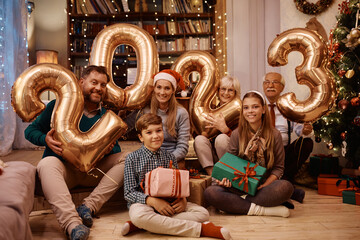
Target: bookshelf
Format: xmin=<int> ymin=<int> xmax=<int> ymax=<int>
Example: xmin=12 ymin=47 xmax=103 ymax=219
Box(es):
xmin=67 ymin=0 xmax=216 ymax=89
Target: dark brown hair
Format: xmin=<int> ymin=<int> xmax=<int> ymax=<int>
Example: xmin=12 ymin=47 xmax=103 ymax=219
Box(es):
xmin=81 ymin=65 xmax=110 ymax=82
xmin=237 ymin=91 xmax=275 ymax=169
xmin=136 ymin=113 xmax=163 ymax=134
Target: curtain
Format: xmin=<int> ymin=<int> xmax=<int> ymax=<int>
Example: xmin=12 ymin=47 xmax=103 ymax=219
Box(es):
xmin=226 ymin=0 xmax=280 ymax=96
xmin=0 ymin=0 xmax=28 ymax=156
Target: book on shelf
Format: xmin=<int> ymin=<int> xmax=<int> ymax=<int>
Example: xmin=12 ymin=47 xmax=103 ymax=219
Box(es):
xmin=184 ymin=36 xmax=211 ymax=51
xmin=95 ymin=0 xmax=109 ymax=14
xmin=121 ymin=0 xmax=130 ymax=12
xmin=167 ymin=21 xmax=178 ymax=35
xmin=112 ymin=0 xmax=123 ymax=13
xmin=188 ymin=0 xmax=203 ymax=13
xmin=187 ymin=19 xmax=196 ymax=33
xmin=127 ymin=68 xmax=137 ymax=84
xmin=143 ymin=21 xmax=157 ymax=35
xmin=103 ymin=0 xmax=117 ymax=14
xmin=163 ymin=0 xmax=203 ymax=14
xmin=157 ymin=21 xmax=167 ymax=34
xmin=89 ymin=0 xmax=102 ymax=13
xmin=72 ymin=21 xmax=106 ymax=35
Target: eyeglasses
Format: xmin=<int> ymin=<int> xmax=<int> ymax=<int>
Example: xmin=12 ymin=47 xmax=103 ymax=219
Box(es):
xmin=219 ymin=87 xmax=235 ymax=93
xmin=263 ymin=80 xmax=282 ymax=86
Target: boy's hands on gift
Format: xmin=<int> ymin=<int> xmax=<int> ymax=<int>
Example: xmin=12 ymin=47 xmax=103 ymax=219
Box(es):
xmin=216 ymin=178 xmax=232 ymax=188
xmin=171 ymin=197 xmax=187 ymax=213
xmin=146 ymin=196 xmax=176 ymax=216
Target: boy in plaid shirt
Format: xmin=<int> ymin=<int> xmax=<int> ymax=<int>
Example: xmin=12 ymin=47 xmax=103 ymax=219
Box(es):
xmin=122 ymin=113 xmax=232 ymax=239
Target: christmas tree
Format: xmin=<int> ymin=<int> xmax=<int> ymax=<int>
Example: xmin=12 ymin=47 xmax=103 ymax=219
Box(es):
xmin=313 ymin=0 xmax=360 ymax=168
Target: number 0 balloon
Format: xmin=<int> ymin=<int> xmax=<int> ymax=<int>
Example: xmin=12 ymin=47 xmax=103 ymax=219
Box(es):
xmin=267 ymin=28 xmax=337 ymax=123
xmin=90 ymin=23 xmax=158 ymax=111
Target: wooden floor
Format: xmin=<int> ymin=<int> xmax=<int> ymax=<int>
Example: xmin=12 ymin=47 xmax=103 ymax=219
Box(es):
xmin=2 ymin=148 xmax=360 ymax=240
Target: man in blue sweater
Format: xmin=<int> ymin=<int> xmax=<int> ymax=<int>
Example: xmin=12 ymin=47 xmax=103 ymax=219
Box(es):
xmin=25 ymin=65 xmax=127 ymax=240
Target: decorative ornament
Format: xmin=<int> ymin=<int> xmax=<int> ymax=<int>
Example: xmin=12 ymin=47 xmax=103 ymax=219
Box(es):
xmin=338 ymin=99 xmax=349 ymax=110
xmin=345 ymin=69 xmax=355 ymax=78
xmin=342 ymin=10 xmax=360 ymax=48
xmin=339 ymin=0 xmax=351 ymax=14
xmin=315 ymin=136 xmax=322 ymax=143
xmin=327 ymin=142 xmax=334 ymax=150
xmin=340 ymin=131 xmax=347 ymax=140
xmin=350 ymin=95 xmax=360 ymax=106
xmin=341 ymin=140 xmax=347 ymax=157
xmin=353 ymin=115 xmax=360 ymax=126
xmin=337 ymin=69 xmax=346 ymax=77
xmin=328 ymin=32 xmax=342 ymax=63
xmin=294 ymin=0 xmax=334 ymax=15
xmin=343 ymin=28 xmax=360 ymax=48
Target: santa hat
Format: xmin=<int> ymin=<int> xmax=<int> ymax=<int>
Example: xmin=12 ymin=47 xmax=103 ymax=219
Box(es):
xmin=153 ymin=69 xmax=185 ymax=91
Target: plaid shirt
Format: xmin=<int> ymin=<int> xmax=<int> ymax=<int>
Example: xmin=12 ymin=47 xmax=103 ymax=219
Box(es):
xmin=124 ymin=145 xmax=178 ymax=208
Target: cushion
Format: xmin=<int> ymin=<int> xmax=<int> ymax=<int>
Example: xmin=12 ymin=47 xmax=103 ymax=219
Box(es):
xmin=0 ymin=161 xmax=36 ymax=240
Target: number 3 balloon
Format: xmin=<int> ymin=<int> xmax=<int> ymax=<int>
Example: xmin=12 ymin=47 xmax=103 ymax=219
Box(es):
xmin=11 ymin=64 xmax=127 ymax=172
xmin=267 ymin=28 xmax=337 ymax=123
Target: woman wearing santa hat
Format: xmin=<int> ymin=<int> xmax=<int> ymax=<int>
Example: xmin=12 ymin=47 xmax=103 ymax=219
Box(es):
xmin=124 ymin=69 xmax=190 ymax=167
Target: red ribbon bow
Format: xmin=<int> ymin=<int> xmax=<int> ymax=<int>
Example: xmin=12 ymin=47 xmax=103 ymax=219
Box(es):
xmin=338 ymin=186 xmax=359 ymax=193
xmin=219 ymin=161 xmax=259 ymax=193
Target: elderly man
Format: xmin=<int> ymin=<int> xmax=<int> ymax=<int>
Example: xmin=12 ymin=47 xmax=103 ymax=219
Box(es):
xmin=263 ymin=72 xmax=314 ymax=203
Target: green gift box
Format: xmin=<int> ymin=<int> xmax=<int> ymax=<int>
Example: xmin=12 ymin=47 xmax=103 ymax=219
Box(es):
xmin=212 ymin=153 xmax=266 ymax=196
xmin=309 ymin=154 xmax=339 ymax=177
xmin=342 ymin=190 xmax=357 ymax=205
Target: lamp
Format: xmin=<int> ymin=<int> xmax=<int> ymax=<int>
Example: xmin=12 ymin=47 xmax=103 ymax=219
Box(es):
xmin=36 ymin=50 xmax=58 ymax=64
xmin=36 ymin=50 xmax=58 ymax=101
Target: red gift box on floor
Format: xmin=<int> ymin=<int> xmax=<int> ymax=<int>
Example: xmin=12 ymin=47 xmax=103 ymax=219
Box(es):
xmin=317 ymin=174 xmax=356 ymax=196
xmin=144 ymin=167 xmax=190 ymax=198
xmin=356 ymin=192 xmax=360 ymax=205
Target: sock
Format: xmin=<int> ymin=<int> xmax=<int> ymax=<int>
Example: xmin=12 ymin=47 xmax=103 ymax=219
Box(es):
xmin=281 ymin=200 xmax=295 ymax=209
xmin=247 ymin=203 xmax=290 ymax=218
xmin=200 ymin=221 xmax=232 ymax=240
xmin=121 ymin=221 xmax=141 ymax=236
xmin=70 ymin=224 xmax=90 ymax=240
xmin=291 ymin=188 xmax=305 ymax=203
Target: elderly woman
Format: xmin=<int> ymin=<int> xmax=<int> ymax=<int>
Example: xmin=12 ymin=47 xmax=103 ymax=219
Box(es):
xmin=193 ymin=76 xmax=241 ymax=175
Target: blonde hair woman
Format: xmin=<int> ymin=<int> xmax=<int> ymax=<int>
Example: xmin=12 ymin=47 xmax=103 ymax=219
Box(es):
xmin=124 ymin=69 xmax=190 ymax=167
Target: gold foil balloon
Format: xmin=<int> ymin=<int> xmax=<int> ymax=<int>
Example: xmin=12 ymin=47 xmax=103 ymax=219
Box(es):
xmin=90 ymin=23 xmax=158 ymax=111
xmin=267 ymin=28 xmax=337 ymax=123
xmin=11 ymin=63 xmax=127 ymax=172
xmin=172 ymin=51 xmax=241 ymax=138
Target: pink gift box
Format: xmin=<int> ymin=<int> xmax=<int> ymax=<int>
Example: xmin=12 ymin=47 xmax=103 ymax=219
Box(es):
xmin=144 ymin=167 xmax=190 ymax=198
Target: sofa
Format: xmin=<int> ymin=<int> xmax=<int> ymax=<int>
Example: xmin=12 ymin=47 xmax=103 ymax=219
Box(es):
xmin=0 ymin=161 xmax=36 ymax=240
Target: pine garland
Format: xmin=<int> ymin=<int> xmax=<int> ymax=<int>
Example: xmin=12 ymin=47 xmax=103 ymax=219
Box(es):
xmin=294 ymin=0 xmax=334 ymax=15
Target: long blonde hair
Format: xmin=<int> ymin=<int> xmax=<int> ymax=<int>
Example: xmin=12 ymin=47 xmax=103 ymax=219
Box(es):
xmin=237 ymin=91 xmax=275 ymax=169
xmin=150 ymin=88 xmax=179 ymax=137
